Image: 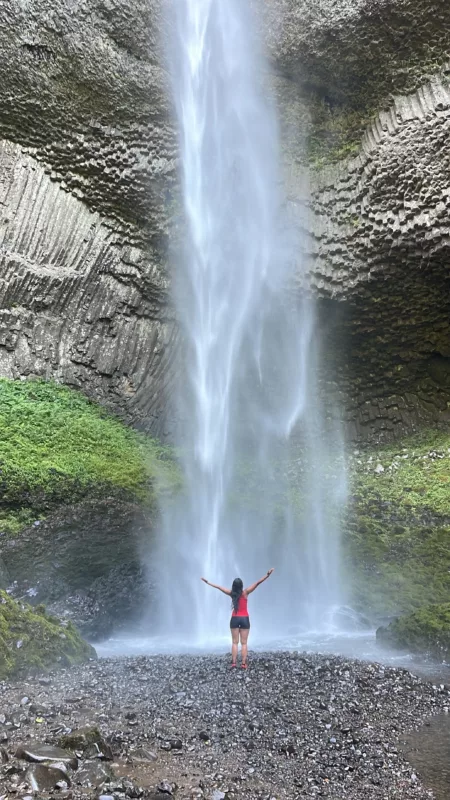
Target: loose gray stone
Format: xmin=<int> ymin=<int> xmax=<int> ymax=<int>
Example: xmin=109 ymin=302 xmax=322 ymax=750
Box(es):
xmin=15 ymin=743 xmax=77 ymax=769
xmin=75 ymin=761 xmax=114 ymax=788
xmin=129 ymin=747 xmax=157 ymax=763
xmin=25 ymin=763 xmax=72 ymax=792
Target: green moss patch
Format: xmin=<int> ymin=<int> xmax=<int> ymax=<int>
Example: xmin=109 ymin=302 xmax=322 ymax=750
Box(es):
xmin=0 ymin=378 xmax=181 ymax=534
xmin=307 ymin=101 xmax=370 ymax=167
xmin=345 ymin=429 xmax=450 ymax=617
xmin=0 ymin=590 xmax=96 ymax=679
xmin=58 ymin=726 xmax=102 ymax=751
xmin=351 ymin=429 xmax=450 ymax=516
xmin=376 ymin=603 xmax=450 ymax=660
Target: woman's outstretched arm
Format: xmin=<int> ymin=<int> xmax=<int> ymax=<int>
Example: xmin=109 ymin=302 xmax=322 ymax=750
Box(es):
xmin=245 ymin=568 xmax=274 ymax=595
xmin=201 ymin=577 xmax=231 ymax=596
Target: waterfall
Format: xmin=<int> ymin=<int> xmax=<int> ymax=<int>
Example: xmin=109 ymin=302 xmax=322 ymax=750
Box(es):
xmin=156 ymin=0 xmax=345 ymax=644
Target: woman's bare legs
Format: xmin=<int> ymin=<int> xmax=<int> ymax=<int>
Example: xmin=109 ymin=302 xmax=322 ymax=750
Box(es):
xmin=240 ymin=628 xmax=249 ymax=665
xmin=231 ymin=628 xmax=239 ymax=664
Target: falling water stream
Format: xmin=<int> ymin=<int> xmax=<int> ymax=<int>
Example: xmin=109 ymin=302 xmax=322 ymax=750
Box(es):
xmin=95 ymin=24 xmax=449 ymax=800
xmin=149 ymin=0 xmax=345 ymax=647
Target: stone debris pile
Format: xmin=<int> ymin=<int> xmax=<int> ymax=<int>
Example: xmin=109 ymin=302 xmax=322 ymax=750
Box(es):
xmin=0 ymin=652 xmax=448 ymax=799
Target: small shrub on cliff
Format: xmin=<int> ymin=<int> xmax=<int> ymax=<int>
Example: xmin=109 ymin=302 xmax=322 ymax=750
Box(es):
xmin=0 ymin=590 xmax=96 ymax=679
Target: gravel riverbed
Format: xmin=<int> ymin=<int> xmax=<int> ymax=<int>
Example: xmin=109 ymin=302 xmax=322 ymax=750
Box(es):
xmin=0 ymin=652 xmax=448 ymax=799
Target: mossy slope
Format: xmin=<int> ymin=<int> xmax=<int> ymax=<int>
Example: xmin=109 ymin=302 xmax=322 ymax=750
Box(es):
xmin=0 ymin=590 xmax=96 ymax=679
xmin=346 ymin=429 xmax=450 ymax=617
xmin=0 ymin=378 xmax=180 ymax=535
xmin=376 ymin=603 xmax=450 ymax=660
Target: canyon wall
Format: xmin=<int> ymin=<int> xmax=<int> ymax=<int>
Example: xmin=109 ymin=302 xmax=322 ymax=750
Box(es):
xmin=0 ymin=0 xmax=449 ymax=441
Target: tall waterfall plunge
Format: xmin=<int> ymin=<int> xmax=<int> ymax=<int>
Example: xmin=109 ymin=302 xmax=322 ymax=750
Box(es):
xmin=156 ymin=0 xmax=345 ymax=644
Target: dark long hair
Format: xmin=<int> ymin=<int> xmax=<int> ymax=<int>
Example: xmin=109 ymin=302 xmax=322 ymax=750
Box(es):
xmin=231 ymin=578 xmax=243 ymax=613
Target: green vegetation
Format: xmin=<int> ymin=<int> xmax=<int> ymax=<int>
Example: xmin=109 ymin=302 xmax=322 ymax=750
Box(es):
xmin=308 ymin=102 xmax=368 ymax=167
xmin=2 ymin=378 xmax=449 ymax=640
xmin=0 ymin=590 xmax=96 ymax=679
xmin=58 ymin=726 xmax=103 ymax=751
xmin=0 ymin=378 xmax=181 ymax=535
xmin=228 ymin=429 xmax=450 ymax=626
xmin=345 ymin=429 xmax=450 ymax=617
xmin=306 ymin=53 xmax=450 ymax=166
xmin=351 ymin=429 xmax=450 ymax=515
xmin=376 ymin=604 xmax=450 ymax=660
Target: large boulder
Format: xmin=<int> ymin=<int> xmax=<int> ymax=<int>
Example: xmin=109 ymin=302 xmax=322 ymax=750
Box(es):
xmin=2 ymin=499 xmax=154 ymax=639
xmin=376 ymin=603 xmax=450 ymax=660
xmin=0 ymin=590 xmax=96 ymax=679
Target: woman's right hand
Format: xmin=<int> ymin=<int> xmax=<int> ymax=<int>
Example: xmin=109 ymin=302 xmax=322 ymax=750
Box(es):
xmin=267 ymin=568 xmax=274 ymax=576
xmin=201 ymin=577 xmax=208 ymax=584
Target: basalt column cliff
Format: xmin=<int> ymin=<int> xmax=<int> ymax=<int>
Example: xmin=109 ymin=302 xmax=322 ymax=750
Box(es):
xmin=0 ymin=0 xmax=449 ymax=442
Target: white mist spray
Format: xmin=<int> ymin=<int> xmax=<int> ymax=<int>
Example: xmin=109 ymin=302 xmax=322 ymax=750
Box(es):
xmin=156 ymin=0 xmax=344 ymax=645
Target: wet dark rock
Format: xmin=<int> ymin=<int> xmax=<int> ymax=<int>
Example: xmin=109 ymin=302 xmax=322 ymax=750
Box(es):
xmin=129 ymin=747 xmax=158 ymax=763
xmin=75 ymin=760 xmax=115 ymax=788
xmin=85 ymin=740 xmax=114 ymax=761
xmin=157 ymin=780 xmax=175 ymax=794
xmin=147 ymin=795 xmax=173 ymax=800
xmin=4 ymin=502 xmax=153 ymax=639
xmin=377 ymin=604 xmax=450 ymax=661
xmin=112 ymin=778 xmax=144 ymax=797
xmin=168 ymin=739 xmax=182 ymax=751
xmin=0 ymin=590 xmax=96 ymax=680
xmin=15 ymin=743 xmax=78 ymax=769
xmin=25 ymin=762 xmax=71 ymax=791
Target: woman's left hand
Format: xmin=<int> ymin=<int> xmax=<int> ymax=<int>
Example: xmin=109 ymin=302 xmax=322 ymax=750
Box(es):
xmin=201 ymin=577 xmax=208 ymax=584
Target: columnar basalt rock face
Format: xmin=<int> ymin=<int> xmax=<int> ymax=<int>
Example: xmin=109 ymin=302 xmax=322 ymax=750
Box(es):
xmin=267 ymin=0 xmax=450 ymax=442
xmin=0 ymin=0 xmax=450 ymax=440
xmin=264 ymin=0 xmax=450 ymax=156
xmin=310 ymin=72 xmax=450 ymax=441
xmin=0 ymin=0 xmax=179 ymax=434
xmin=0 ymin=139 xmax=176 ymax=433
xmin=0 ymin=0 xmax=176 ymax=242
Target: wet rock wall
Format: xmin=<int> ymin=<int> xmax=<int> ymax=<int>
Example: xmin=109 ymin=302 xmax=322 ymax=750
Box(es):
xmin=0 ymin=0 xmax=450 ymax=441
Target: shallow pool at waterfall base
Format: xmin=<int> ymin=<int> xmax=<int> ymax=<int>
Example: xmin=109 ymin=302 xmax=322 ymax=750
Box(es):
xmin=400 ymin=713 xmax=450 ymax=800
xmin=94 ymin=629 xmax=450 ymax=682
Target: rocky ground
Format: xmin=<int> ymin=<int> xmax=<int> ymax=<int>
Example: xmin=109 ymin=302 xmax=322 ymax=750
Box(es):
xmin=0 ymin=653 xmax=449 ymax=799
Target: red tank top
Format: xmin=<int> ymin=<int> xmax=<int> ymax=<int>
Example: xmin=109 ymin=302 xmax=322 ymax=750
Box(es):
xmin=232 ymin=593 xmax=249 ymax=617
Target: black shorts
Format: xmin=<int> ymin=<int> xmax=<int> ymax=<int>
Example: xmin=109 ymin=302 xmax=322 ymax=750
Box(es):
xmin=230 ymin=616 xmax=250 ymax=630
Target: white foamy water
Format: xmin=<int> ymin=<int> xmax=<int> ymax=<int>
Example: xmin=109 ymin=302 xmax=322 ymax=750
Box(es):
xmin=151 ymin=0 xmax=345 ymax=644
